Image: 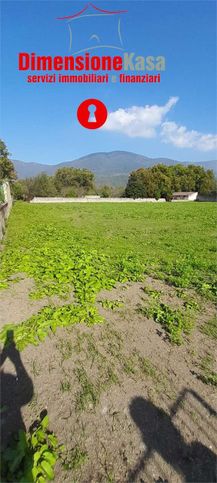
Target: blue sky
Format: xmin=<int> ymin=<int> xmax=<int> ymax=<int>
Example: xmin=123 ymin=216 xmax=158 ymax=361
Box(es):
xmin=1 ymin=0 xmax=217 ymax=164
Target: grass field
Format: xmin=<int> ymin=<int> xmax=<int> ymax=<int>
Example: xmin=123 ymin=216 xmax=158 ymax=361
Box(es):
xmin=0 ymin=201 xmax=216 ymax=345
xmin=1 ymin=201 xmax=216 ymax=292
xmin=4 ymin=201 xmax=216 ymax=262
xmin=0 ymin=201 xmax=217 ymax=482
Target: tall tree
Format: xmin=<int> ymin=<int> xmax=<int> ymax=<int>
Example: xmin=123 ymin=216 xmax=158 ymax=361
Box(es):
xmin=125 ymin=169 xmax=149 ymax=198
xmin=0 ymin=140 xmax=16 ymax=182
xmin=54 ymin=167 xmax=94 ymax=195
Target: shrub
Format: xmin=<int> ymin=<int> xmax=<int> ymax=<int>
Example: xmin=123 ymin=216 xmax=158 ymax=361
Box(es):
xmin=1 ymin=413 xmax=63 ymax=482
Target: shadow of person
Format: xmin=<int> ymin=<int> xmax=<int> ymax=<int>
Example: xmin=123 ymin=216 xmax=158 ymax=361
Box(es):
xmin=128 ymin=396 xmax=217 ymax=483
xmin=0 ymin=330 xmax=34 ymax=448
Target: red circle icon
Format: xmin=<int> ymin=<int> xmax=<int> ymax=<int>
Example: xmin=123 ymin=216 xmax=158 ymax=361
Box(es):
xmin=77 ymin=99 xmax=107 ymax=129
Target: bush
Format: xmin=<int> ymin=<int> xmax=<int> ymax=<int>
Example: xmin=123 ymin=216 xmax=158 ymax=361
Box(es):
xmin=12 ymin=181 xmax=28 ymax=200
xmin=1 ymin=413 xmax=63 ymax=482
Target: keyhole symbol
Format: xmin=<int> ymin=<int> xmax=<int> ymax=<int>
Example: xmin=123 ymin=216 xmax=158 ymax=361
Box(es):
xmin=88 ymin=104 xmax=97 ymax=123
xmin=77 ymin=99 xmax=107 ymax=129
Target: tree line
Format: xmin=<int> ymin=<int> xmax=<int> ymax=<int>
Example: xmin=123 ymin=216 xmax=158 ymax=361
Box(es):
xmin=13 ymin=168 xmax=95 ymax=200
xmin=12 ymin=170 xmax=124 ymax=199
xmin=1 ymin=139 xmax=216 ymax=201
xmin=124 ymin=164 xmax=216 ymax=200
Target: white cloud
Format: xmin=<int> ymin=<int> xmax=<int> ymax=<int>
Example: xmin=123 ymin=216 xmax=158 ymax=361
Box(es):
xmin=103 ymin=97 xmax=217 ymax=152
xmin=161 ymin=121 xmax=217 ymax=152
xmin=103 ymin=97 xmax=179 ymax=138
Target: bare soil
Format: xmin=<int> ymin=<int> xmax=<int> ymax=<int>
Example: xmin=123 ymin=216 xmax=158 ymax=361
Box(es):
xmin=0 ymin=277 xmax=216 ymax=482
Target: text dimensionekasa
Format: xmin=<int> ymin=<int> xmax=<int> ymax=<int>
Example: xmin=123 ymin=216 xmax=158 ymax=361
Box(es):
xmin=18 ymin=53 xmax=166 ymax=84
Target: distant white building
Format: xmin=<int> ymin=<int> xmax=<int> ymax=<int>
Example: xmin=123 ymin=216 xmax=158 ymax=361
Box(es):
xmin=172 ymin=192 xmax=198 ymax=201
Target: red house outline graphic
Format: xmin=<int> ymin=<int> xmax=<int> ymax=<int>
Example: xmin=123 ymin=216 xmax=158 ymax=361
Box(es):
xmin=57 ymin=3 xmax=128 ymax=53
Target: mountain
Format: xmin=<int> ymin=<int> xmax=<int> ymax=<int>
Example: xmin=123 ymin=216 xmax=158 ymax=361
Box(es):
xmin=12 ymin=160 xmax=55 ymax=179
xmin=13 ymin=151 xmax=217 ymax=187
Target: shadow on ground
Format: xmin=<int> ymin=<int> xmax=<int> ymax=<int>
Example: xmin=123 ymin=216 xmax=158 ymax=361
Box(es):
xmin=128 ymin=390 xmax=217 ymax=482
xmin=0 ymin=330 xmax=34 ymax=448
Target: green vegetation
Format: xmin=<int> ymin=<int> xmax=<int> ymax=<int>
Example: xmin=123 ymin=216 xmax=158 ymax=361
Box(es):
xmin=12 ymin=161 xmax=217 ymax=202
xmin=0 ymin=304 xmax=104 ymax=351
xmin=62 ymin=446 xmax=88 ymax=472
xmin=0 ymin=195 xmax=216 ymax=482
xmin=200 ymin=316 xmax=217 ymax=340
xmin=1 ymin=413 xmax=63 ymax=482
xmin=140 ymin=302 xmax=194 ymax=345
xmin=0 ymin=184 xmax=5 ymax=203
xmin=56 ymin=338 xmax=73 ymax=361
xmin=122 ymin=352 xmax=158 ymax=379
xmin=54 ymin=167 xmax=94 ymax=195
xmin=138 ymin=356 xmax=158 ymax=379
xmin=142 ymin=285 xmax=162 ymax=300
xmin=199 ymin=354 xmax=217 ymax=386
xmin=0 ymin=139 xmax=16 ymax=182
xmin=176 ymin=291 xmax=200 ymax=311
xmin=0 ymin=202 xmax=216 ymax=349
xmin=0 ymin=249 xmax=142 ymax=350
xmin=60 ymin=379 xmax=71 ymax=392
xmin=1 ymin=202 xmax=216 ymax=287
xmin=99 ymin=325 xmax=160 ymax=382
xmin=72 ymin=332 xmax=119 ymax=411
xmin=123 ymin=355 xmax=137 ymax=375
xmin=125 ymin=164 xmax=216 ymax=199
xmin=99 ymin=299 xmax=124 ymax=310
xmin=13 ymin=177 xmax=125 ymax=200
xmin=74 ymin=365 xmax=99 ymax=411
xmin=19 ymin=166 xmax=96 ymax=200
xmin=72 ymin=329 xmax=161 ymax=411
xmin=12 ymin=167 xmax=95 ymax=200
